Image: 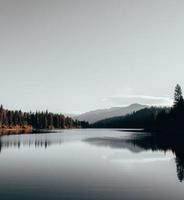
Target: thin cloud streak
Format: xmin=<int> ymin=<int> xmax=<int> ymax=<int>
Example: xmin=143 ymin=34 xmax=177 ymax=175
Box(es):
xmin=102 ymin=95 xmax=173 ymax=107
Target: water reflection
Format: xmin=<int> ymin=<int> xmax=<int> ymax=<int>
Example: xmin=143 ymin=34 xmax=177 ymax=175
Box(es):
xmin=1 ymin=130 xmax=184 ymax=184
xmin=85 ymin=132 xmax=184 ymax=183
xmin=0 ymin=133 xmax=64 ymax=152
xmin=128 ymin=133 xmax=184 ymax=182
xmin=84 ymin=137 xmax=145 ymax=153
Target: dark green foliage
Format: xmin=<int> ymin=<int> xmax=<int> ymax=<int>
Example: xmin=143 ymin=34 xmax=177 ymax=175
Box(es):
xmin=91 ymin=107 xmax=166 ymax=129
xmin=153 ymin=84 xmax=184 ymax=132
xmin=174 ymin=84 xmax=184 ymax=108
xmin=0 ymin=105 xmax=89 ymax=129
xmin=92 ymin=84 xmax=184 ymax=133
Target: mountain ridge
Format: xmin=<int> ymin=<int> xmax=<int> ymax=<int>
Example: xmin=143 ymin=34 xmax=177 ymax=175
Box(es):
xmin=73 ymin=103 xmax=147 ymax=124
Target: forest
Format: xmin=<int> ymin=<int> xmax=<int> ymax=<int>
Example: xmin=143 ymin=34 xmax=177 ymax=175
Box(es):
xmin=1 ymin=84 xmax=183 ymax=133
xmin=91 ymin=107 xmax=166 ymax=129
xmin=0 ymin=105 xmax=89 ymax=131
xmin=92 ymin=84 xmax=184 ymax=133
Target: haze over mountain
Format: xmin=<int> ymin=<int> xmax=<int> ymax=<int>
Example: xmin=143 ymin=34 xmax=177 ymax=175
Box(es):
xmin=73 ymin=103 xmax=147 ymax=124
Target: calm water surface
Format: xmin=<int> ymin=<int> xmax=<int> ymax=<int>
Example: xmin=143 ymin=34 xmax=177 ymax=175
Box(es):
xmin=0 ymin=129 xmax=183 ymax=200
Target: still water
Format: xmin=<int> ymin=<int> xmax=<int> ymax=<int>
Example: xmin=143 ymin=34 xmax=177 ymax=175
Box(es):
xmin=0 ymin=129 xmax=183 ymax=200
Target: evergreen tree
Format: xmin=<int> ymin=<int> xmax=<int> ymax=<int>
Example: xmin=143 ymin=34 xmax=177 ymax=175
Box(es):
xmin=0 ymin=105 xmax=86 ymax=130
xmin=174 ymin=84 xmax=184 ymax=109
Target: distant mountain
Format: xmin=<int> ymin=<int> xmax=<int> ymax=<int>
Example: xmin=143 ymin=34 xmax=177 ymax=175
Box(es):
xmin=91 ymin=107 xmax=168 ymax=129
xmin=73 ymin=103 xmax=147 ymax=124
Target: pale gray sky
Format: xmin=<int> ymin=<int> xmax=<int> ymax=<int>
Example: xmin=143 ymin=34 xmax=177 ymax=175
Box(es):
xmin=0 ymin=0 xmax=183 ymax=113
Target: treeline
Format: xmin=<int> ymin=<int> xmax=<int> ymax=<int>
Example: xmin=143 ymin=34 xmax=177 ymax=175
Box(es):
xmin=0 ymin=105 xmax=89 ymax=129
xmin=92 ymin=84 xmax=184 ymax=133
xmin=151 ymin=84 xmax=184 ymax=132
xmin=91 ymin=107 xmax=167 ymax=129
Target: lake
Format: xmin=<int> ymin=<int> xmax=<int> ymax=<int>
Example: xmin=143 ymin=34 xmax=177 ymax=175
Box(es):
xmin=0 ymin=129 xmax=183 ymax=200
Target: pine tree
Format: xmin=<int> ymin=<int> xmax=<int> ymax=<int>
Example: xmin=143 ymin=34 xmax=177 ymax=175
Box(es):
xmin=174 ymin=84 xmax=184 ymax=108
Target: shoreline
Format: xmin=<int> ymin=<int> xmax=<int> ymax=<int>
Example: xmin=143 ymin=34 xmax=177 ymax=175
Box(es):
xmin=0 ymin=125 xmax=33 ymax=135
xmin=0 ymin=126 xmax=75 ymax=136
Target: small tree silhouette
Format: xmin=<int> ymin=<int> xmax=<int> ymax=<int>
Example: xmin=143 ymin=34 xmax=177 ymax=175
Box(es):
xmin=174 ymin=84 xmax=184 ymax=109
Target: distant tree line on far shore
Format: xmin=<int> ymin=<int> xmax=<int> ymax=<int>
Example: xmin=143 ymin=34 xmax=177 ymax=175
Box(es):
xmin=1 ymin=84 xmax=183 ymax=132
xmin=0 ymin=105 xmax=89 ymax=130
xmin=91 ymin=107 xmax=166 ymax=129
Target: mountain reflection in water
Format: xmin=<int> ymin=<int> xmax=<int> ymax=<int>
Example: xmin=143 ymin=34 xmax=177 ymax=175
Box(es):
xmin=0 ymin=130 xmax=184 ymax=183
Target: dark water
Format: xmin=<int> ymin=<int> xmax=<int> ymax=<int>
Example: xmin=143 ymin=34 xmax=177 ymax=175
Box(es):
xmin=0 ymin=129 xmax=184 ymax=200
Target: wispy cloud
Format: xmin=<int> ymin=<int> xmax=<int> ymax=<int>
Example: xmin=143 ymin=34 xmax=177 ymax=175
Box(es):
xmin=102 ymin=95 xmax=173 ymax=106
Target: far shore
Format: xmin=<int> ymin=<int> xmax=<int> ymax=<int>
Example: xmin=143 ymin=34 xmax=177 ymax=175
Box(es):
xmin=0 ymin=125 xmax=71 ymax=136
xmin=0 ymin=125 xmax=33 ymax=135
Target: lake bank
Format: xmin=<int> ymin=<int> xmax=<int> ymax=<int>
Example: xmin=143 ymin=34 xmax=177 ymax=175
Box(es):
xmin=0 ymin=125 xmax=33 ymax=135
xmin=0 ymin=126 xmax=75 ymax=136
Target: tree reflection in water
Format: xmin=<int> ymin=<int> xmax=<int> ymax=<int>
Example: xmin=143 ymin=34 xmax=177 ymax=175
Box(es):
xmin=127 ymin=133 xmax=184 ymax=182
xmin=85 ymin=132 xmax=184 ymax=183
xmin=0 ymin=131 xmax=184 ymax=182
xmin=0 ymin=134 xmax=63 ymax=152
